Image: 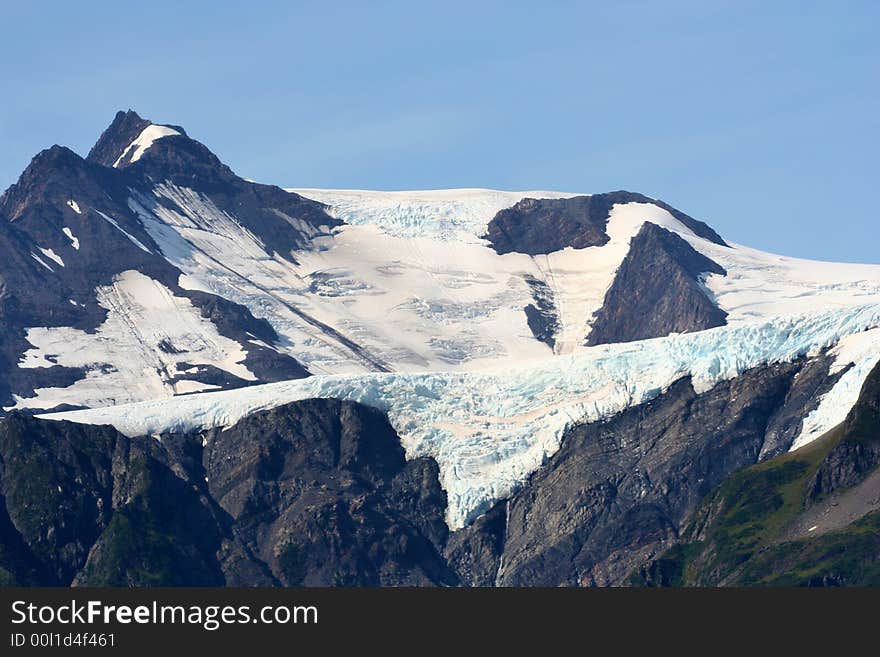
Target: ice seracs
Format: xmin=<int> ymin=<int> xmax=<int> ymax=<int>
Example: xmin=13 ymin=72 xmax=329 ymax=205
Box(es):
xmin=792 ymin=327 xmax=880 ymax=450
xmin=10 ymin=177 xmax=880 ymax=529
xmin=288 ymin=188 xmax=579 ymax=241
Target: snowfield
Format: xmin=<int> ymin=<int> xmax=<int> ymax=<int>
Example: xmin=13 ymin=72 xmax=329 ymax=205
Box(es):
xmin=15 ymin=270 xmax=254 ymax=410
xmin=44 ymin=304 xmax=880 ymax=529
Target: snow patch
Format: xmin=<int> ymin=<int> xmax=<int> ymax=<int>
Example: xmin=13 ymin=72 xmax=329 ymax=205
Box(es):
xmin=536 ymin=202 xmax=698 ymax=354
xmin=62 ymin=227 xmax=80 ymax=250
xmin=94 ymin=210 xmax=152 ymax=253
xmin=681 ymin=239 xmax=880 ymax=325
xmin=791 ymin=327 xmax=880 ymax=450
xmin=66 ymin=200 xmax=82 ymax=214
xmin=113 ymin=124 xmax=181 ymax=167
xmin=30 ymin=253 xmax=53 ymax=272
xmin=38 ymin=247 xmax=64 ymax=268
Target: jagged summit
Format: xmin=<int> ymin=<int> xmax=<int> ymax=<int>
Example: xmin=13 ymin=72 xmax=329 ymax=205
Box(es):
xmin=87 ymin=109 xmax=189 ymax=169
xmin=0 ymin=145 xmax=116 ymax=223
xmin=87 ymin=110 xmax=151 ymax=167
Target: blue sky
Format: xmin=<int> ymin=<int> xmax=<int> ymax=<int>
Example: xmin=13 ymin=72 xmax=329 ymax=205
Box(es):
xmin=1 ymin=1 xmax=877 ymax=261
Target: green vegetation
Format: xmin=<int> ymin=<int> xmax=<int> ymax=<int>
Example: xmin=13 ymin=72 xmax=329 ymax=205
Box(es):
xmin=77 ymin=508 xmax=188 ymax=586
xmin=76 ymin=452 xmax=223 ymax=586
xmin=741 ymin=511 xmax=880 ymax=586
xmin=630 ymin=422 xmax=880 ymax=586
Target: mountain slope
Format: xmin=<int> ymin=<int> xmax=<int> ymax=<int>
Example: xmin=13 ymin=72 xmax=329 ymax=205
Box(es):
xmin=0 ymin=358 xmax=847 ymax=587
xmin=630 ymin=360 xmax=880 ymax=586
xmin=0 ymin=112 xmax=342 ymax=411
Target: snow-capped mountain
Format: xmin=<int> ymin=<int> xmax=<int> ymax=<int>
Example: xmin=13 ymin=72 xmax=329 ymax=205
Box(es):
xmin=2 ymin=111 xmax=880 ymax=569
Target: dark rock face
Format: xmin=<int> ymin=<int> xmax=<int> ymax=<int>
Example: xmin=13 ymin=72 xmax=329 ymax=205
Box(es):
xmin=587 ymin=223 xmax=727 ymax=345
xmin=108 ymin=114 xmax=341 ymax=261
xmin=483 ymin=196 xmax=611 ymax=256
xmin=631 ymin=359 xmax=880 ymax=588
xmin=450 ymin=357 xmax=830 ymax=586
xmin=86 ymin=110 xmax=337 ymax=254
xmin=0 ymin=400 xmax=455 ymax=586
xmin=522 ymin=275 xmax=559 ymax=349
xmin=759 ymin=357 xmax=851 ymax=459
xmin=0 ymin=414 xmax=116 ymax=584
xmin=86 ymin=109 xmax=154 ymax=167
xmin=808 ymin=359 xmax=880 ymax=502
xmin=483 ymin=191 xmax=726 ymax=256
xmin=74 ymin=432 xmax=227 ymax=586
xmin=204 ymin=399 xmax=456 ymax=586
xmin=0 ymin=413 xmax=227 ymax=586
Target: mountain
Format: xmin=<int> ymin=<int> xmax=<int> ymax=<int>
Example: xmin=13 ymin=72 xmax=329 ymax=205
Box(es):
xmin=1 ymin=110 xmax=878 ymax=586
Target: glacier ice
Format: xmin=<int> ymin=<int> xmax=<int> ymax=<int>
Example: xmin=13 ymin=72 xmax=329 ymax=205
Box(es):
xmin=792 ymin=327 xmax=880 ymax=450
xmin=288 ymin=188 xmax=579 ymax=241
xmin=44 ymin=304 xmax=880 ymax=529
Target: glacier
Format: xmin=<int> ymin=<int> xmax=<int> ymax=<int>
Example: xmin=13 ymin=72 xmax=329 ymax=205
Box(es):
xmin=44 ymin=303 xmax=880 ymax=529
xmin=18 ymin=184 xmax=880 ymax=408
xmin=12 ymin=180 xmax=880 ymax=529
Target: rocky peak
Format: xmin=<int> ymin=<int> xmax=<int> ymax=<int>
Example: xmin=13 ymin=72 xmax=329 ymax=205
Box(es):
xmin=125 ymin=129 xmax=238 ymax=189
xmin=0 ymin=146 xmax=98 ymax=221
xmin=86 ymin=110 xmax=153 ymax=167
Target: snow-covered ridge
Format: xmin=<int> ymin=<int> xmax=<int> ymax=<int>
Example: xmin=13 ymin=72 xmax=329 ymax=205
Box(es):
xmin=43 ymin=304 xmax=880 ymax=529
xmin=113 ymin=124 xmax=180 ymax=168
